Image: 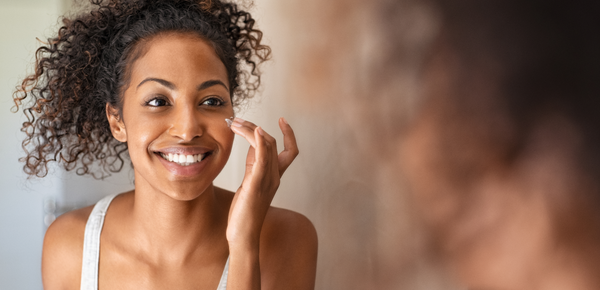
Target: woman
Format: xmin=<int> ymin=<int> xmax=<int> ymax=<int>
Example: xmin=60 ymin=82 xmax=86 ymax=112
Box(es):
xmin=13 ymin=0 xmax=317 ymax=289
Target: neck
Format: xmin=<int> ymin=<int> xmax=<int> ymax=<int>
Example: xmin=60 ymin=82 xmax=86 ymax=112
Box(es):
xmin=126 ymin=174 xmax=228 ymax=265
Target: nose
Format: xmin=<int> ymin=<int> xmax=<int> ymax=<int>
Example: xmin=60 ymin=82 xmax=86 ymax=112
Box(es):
xmin=167 ymin=104 xmax=204 ymax=141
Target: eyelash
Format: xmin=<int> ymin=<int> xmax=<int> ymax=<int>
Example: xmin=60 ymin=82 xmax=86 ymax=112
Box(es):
xmin=145 ymin=97 xmax=169 ymax=107
xmin=201 ymin=97 xmax=225 ymax=107
xmin=143 ymin=96 xmax=226 ymax=107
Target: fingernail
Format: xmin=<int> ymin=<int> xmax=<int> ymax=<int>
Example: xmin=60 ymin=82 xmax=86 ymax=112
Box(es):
xmin=233 ymin=117 xmax=244 ymax=127
xmin=281 ymin=117 xmax=289 ymax=125
xmin=258 ymin=127 xmax=264 ymax=136
xmin=225 ymin=118 xmax=233 ymax=127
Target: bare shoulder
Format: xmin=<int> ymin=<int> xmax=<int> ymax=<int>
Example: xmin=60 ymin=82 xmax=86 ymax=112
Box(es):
xmin=215 ymin=187 xmax=318 ymax=289
xmin=262 ymin=206 xmax=318 ymax=249
xmin=260 ymin=206 xmax=318 ymax=290
xmin=215 ymin=186 xmax=318 ymax=252
xmin=42 ymin=205 xmax=94 ymax=290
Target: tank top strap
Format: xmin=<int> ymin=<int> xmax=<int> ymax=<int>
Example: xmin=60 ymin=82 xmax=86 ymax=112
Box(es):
xmin=80 ymin=194 xmax=118 ymax=290
xmin=216 ymin=256 xmax=230 ymax=290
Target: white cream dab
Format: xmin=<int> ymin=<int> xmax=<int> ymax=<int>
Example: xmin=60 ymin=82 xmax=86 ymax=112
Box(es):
xmin=225 ymin=116 xmax=234 ymax=128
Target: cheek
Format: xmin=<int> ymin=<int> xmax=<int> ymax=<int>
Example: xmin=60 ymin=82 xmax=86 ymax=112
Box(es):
xmin=125 ymin=115 xmax=163 ymax=147
xmin=119 ymin=108 xmax=166 ymax=165
xmin=207 ymin=117 xmax=235 ymax=152
xmin=205 ymin=106 xmax=235 ymax=147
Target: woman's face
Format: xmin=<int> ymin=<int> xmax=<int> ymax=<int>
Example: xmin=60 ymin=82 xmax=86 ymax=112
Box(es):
xmin=111 ymin=32 xmax=235 ymax=200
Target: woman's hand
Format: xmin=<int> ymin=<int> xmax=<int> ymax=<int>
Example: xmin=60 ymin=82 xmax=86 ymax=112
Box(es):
xmin=226 ymin=117 xmax=299 ymax=249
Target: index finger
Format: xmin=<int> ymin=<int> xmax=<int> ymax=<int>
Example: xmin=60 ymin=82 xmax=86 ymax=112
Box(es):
xmin=230 ymin=117 xmax=259 ymax=148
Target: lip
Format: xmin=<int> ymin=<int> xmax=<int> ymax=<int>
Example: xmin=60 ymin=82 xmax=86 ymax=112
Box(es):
xmin=154 ymin=149 xmax=213 ymax=177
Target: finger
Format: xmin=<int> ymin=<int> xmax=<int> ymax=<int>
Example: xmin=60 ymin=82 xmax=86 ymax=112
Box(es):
xmin=259 ymin=126 xmax=280 ymax=177
xmin=256 ymin=125 xmax=278 ymax=162
xmin=279 ymin=117 xmax=298 ymax=155
xmin=230 ymin=117 xmax=259 ymax=148
xmin=251 ymin=126 xmax=268 ymax=182
xmin=239 ymin=129 xmax=263 ymax=191
xmin=255 ymin=126 xmax=279 ymax=172
xmin=231 ymin=117 xmax=279 ymax=152
xmin=277 ymin=117 xmax=299 ymax=176
xmin=236 ymin=118 xmax=278 ymax=163
xmin=244 ymin=146 xmax=256 ymax=177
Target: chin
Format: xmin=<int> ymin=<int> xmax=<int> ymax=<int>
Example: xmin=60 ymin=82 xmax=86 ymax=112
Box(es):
xmin=164 ymin=181 xmax=213 ymax=201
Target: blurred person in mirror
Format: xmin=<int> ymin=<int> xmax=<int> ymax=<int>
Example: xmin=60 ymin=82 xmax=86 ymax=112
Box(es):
xmin=398 ymin=0 xmax=600 ymax=289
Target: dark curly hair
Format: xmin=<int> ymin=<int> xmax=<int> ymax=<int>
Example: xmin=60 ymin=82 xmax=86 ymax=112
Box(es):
xmin=12 ymin=0 xmax=271 ymax=179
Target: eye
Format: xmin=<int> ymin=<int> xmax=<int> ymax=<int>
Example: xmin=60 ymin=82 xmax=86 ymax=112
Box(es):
xmin=145 ymin=97 xmax=169 ymax=107
xmin=201 ymin=97 xmax=224 ymax=107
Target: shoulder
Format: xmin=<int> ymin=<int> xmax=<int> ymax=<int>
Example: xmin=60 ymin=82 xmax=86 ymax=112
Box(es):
xmin=215 ymin=187 xmax=317 ymax=289
xmin=262 ymin=206 xmax=318 ymax=250
xmin=215 ymin=187 xmax=317 ymax=247
xmin=216 ymin=187 xmax=317 ymax=253
xmin=260 ymin=207 xmax=318 ymax=289
xmin=42 ymin=205 xmax=94 ymax=290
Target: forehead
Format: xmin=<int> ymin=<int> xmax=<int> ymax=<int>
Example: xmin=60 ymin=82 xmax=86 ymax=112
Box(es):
xmin=128 ymin=32 xmax=229 ymax=88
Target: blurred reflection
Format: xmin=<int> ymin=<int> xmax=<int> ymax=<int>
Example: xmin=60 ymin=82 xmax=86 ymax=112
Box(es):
xmin=265 ymin=0 xmax=599 ymax=289
xmin=399 ymin=0 xmax=600 ymax=289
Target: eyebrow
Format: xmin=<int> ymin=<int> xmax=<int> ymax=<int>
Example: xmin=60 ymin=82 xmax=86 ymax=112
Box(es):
xmin=136 ymin=78 xmax=229 ymax=91
xmin=137 ymin=78 xmax=175 ymax=90
xmin=198 ymin=79 xmax=229 ymax=91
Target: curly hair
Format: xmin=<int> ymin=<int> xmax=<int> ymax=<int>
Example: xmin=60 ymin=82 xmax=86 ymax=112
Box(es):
xmin=12 ymin=0 xmax=271 ymax=179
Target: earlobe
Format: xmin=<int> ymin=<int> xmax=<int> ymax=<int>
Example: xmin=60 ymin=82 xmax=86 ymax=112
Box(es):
xmin=105 ymin=103 xmax=127 ymax=142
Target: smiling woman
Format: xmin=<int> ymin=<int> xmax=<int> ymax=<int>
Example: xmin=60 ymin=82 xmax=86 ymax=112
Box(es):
xmin=12 ymin=1 xmax=317 ymax=290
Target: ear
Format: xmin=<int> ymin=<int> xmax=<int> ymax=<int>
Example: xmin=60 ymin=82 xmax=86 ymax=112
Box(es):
xmin=106 ymin=103 xmax=127 ymax=142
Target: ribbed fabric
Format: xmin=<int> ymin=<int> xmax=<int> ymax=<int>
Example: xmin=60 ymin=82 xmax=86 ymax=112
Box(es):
xmin=217 ymin=257 xmax=229 ymax=290
xmin=80 ymin=194 xmax=229 ymax=290
xmin=80 ymin=194 xmax=117 ymax=290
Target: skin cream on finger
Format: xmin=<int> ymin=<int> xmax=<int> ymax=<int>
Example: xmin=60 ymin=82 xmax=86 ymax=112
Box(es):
xmin=225 ymin=116 xmax=234 ymax=127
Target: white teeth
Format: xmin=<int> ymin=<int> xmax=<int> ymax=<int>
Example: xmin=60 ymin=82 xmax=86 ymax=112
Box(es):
xmin=159 ymin=152 xmax=205 ymax=166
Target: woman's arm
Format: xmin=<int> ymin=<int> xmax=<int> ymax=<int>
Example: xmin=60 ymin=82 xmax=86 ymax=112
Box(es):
xmin=226 ymin=117 xmax=317 ymax=289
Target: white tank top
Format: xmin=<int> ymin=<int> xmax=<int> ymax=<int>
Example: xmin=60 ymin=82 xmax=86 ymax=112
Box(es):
xmin=80 ymin=194 xmax=229 ymax=290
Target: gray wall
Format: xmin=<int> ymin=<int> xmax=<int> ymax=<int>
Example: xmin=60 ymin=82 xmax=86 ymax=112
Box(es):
xmin=0 ymin=1 xmax=61 ymax=289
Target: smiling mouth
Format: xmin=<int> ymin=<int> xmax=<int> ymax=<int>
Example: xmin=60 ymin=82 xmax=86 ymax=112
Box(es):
xmin=157 ymin=152 xmax=211 ymax=166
